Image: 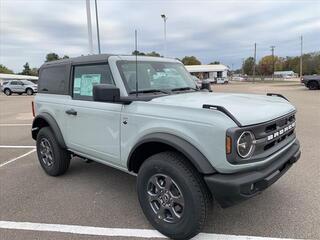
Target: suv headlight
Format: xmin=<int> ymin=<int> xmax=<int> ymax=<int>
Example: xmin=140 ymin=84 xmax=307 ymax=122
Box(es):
xmin=237 ymin=131 xmax=255 ymax=158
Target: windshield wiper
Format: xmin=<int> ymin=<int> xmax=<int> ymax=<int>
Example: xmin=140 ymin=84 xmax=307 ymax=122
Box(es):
xmin=171 ymin=87 xmax=198 ymax=92
xmin=129 ymin=89 xmax=170 ymax=94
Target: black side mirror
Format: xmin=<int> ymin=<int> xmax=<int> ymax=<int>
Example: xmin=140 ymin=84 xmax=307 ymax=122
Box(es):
xmin=93 ymin=84 xmax=120 ymax=103
xmin=201 ymin=80 xmax=212 ymax=92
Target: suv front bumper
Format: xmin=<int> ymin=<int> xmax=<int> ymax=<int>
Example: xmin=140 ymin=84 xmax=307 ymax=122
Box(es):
xmin=204 ymin=139 xmax=300 ymax=208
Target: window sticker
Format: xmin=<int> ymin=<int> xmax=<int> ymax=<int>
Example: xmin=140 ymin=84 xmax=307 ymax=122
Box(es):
xmin=73 ymin=78 xmax=81 ymax=94
xmin=80 ymin=74 xmax=101 ymax=96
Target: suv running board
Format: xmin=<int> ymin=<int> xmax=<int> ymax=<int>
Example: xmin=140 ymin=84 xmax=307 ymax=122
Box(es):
xmin=202 ymin=104 xmax=242 ymax=127
xmin=266 ymin=93 xmax=289 ymax=101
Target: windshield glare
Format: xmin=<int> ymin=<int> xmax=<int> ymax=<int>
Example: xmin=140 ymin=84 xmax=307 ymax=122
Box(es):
xmin=117 ymin=61 xmax=196 ymax=93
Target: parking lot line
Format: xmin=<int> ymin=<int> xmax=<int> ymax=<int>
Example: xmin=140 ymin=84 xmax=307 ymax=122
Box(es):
xmin=0 ymin=145 xmax=36 ymax=149
xmin=0 ymin=123 xmax=32 ymax=126
xmin=0 ymin=149 xmax=36 ymax=168
xmin=0 ymin=221 xmax=306 ymax=240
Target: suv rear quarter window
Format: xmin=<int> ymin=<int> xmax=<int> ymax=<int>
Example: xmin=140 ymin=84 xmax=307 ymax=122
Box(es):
xmin=38 ymin=65 xmax=69 ymax=94
xmin=72 ymin=63 xmax=114 ymax=101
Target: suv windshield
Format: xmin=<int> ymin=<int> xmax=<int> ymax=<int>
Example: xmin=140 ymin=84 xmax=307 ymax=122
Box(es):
xmin=117 ymin=61 xmax=197 ymax=94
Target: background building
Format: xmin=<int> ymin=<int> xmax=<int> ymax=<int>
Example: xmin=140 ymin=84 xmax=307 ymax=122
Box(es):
xmin=274 ymin=71 xmax=297 ymax=78
xmin=185 ymin=64 xmax=229 ymax=83
xmin=0 ymin=73 xmax=38 ymax=85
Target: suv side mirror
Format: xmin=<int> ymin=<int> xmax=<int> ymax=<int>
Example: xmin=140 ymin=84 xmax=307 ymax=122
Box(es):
xmin=93 ymin=84 xmax=120 ymax=103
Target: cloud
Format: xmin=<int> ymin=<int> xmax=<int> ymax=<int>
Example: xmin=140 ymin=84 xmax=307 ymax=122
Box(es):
xmin=0 ymin=0 xmax=319 ymax=72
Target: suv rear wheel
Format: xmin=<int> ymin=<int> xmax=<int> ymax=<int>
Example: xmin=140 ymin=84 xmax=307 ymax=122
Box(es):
xmin=4 ymin=88 xmax=11 ymax=96
xmin=36 ymin=127 xmax=70 ymax=176
xmin=308 ymin=81 xmax=319 ymax=90
xmin=26 ymin=88 xmax=34 ymax=95
xmin=137 ymin=151 xmax=210 ymax=240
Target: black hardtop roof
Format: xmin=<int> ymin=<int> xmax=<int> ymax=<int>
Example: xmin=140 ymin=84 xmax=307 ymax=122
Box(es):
xmin=41 ymin=54 xmax=118 ymax=68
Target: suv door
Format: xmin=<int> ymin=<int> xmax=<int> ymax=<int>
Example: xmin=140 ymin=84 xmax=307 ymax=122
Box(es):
xmin=9 ymin=81 xmax=20 ymax=92
xmin=65 ymin=63 xmax=123 ymax=167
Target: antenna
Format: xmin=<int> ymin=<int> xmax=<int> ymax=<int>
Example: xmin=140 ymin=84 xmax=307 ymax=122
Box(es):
xmin=135 ymin=30 xmax=138 ymax=97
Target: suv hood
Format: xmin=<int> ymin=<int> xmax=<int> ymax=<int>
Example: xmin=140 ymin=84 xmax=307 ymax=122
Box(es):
xmin=151 ymin=92 xmax=296 ymax=126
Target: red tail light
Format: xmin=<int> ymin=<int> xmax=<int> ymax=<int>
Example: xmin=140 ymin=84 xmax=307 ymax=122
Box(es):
xmin=31 ymin=101 xmax=35 ymax=117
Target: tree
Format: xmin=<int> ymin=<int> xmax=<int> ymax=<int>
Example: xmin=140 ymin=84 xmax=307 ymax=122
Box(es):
xmin=21 ymin=62 xmax=32 ymax=75
xmin=132 ymin=51 xmax=161 ymax=57
xmin=209 ymin=61 xmax=220 ymax=64
xmin=62 ymin=55 xmax=69 ymax=59
xmin=146 ymin=51 xmax=161 ymax=57
xmin=0 ymin=64 xmax=14 ymax=74
xmin=30 ymin=68 xmax=39 ymax=76
xmin=242 ymin=57 xmax=255 ymax=75
xmin=258 ymin=55 xmax=281 ymax=75
xmin=181 ymin=56 xmax=201 ymax=65
xmin=45 ymin=53 xmax=60 ymax=62
xmin=132 ymin=50 xmax=146 ymax=56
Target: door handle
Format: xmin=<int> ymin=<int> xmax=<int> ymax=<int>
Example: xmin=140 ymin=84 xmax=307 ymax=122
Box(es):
xmin=65 ymin=109 xmax=77 ymax=116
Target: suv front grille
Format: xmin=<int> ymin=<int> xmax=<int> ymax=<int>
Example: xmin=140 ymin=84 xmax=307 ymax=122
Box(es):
xmin=226 ymin=111 xmax=296 ymax=164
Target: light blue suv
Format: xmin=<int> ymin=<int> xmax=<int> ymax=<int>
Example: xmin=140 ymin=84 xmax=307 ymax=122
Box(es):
xmin=1 ymin=80 xmax=37 ymax=95
xmin=31 ymin=54 xmax=301 ymax=240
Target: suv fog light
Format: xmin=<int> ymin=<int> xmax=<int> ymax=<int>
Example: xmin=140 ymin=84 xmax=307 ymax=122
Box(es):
xmin=237 ymin=131 xmax=255 ymax=158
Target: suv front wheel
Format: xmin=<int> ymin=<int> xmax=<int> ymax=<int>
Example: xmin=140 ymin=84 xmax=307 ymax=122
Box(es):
xmin=36 ymin=127 xmax=70 ymax=176
xmin=137 ymin=151 xmax=210 ymax=240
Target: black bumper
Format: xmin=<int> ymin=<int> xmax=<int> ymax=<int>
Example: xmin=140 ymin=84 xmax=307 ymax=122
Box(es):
xmin=204 ymin=140 xmax=301 ymax=208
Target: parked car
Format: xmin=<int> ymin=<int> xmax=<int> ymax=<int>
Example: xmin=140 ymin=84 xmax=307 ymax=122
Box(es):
xmin=1 ymin=80 xmax=37 ymax=95
xmin=216 ymin=77 xmax=228 ymax=84
xmin=232 ymin=76 xmax=247 ymax=81
xmin=301 ymin=75 xmax=320 ymax=90
xmin=32 ymin=54 xmax=300 ymax=240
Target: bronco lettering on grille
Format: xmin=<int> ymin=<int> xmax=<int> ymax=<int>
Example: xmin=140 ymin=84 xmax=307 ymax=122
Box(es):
xmin=267 ymin=122 xmax=295 ymax=141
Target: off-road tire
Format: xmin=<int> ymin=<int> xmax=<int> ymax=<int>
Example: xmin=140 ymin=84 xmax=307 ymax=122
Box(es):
xmin=4 ymin=88 xmax=11 ymax=96
xmin=137 ymin=151 xmax=211 ymax=240
xmin=26 ymin=88 xmax=34 ymax=95
xmin=36 ymin=127 xmax=70 ymax=176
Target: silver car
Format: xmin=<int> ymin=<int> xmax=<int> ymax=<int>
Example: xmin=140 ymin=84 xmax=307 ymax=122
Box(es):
xmin=1 ymin=80 xmax=37 ymax=96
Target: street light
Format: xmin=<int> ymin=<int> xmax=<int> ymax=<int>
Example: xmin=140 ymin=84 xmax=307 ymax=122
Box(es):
xmin=161 ymin=14 xmax=167 ymax=57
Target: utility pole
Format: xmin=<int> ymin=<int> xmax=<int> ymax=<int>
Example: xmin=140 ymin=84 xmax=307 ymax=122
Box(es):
xmin=253 ymin=43 xmax=256 ymax=82
xmin=94 ymin=0 xmax=101 ymax=54
xmin=241 ymin=58 xmax=245 ymax=75
xmin=270 ymin=45 xmax=275 ymax=81
xmin=85 ymin=0 xmax=93 ymax=54
xmin=161 ymin=14 xmax=168 ymax=57
xmin=300 ymin=35 xmax=303 ymax=79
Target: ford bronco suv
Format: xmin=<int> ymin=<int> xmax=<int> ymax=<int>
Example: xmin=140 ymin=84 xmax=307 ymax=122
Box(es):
xmin=31 ymin=54 xmax=300 ymax=240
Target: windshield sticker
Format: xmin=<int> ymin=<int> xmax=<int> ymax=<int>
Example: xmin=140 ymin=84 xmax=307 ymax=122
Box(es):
xmin=80 ymin=74 xmax=101 ymax=96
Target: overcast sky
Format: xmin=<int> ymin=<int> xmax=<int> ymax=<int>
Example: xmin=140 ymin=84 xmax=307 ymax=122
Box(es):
xmin=1 ymin=0 xmax=319 ymax=72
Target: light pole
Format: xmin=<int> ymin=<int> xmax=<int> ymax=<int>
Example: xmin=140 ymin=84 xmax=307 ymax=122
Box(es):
xmin=161 ymin=14 xmax=167 ymax=57
xmin=94 ymin=0 xmax=101 ymax=54
xmin=85 ymin=0 xmax=94 ymax=54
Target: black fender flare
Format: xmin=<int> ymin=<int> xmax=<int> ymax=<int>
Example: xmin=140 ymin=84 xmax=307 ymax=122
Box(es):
xmin=31 ymin=113 xmax=66 ymax=148
xmin=128 ymin=133 xmax=216 ymax=174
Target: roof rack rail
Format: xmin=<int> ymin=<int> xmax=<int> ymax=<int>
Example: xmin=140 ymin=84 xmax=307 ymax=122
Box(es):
xmin=202 ymin=104 xmax=242 ymax=127
xmin=266 ymin=93 xmax=289 ymax=102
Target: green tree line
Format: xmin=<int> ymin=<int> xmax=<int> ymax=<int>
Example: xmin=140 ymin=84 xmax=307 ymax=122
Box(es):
xmin=242 ymin=52 xmax=320 ymax=76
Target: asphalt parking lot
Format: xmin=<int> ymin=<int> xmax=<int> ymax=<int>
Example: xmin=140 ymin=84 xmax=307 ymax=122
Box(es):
xmin=0 ymin=82 xmax=319 ymax=240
